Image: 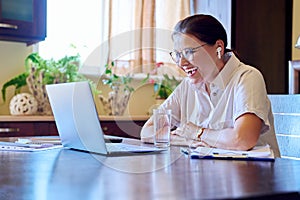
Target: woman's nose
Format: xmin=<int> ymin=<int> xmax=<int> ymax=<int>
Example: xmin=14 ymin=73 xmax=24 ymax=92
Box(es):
xmin=177 ymin=56 xmax=189 ymax=67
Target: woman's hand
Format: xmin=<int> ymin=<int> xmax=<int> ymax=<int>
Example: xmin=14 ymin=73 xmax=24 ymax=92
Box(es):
xmin=172 ymin=122 xmax=201 ymax=140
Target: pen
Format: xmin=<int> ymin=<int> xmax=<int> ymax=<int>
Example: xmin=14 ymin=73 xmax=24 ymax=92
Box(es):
xmin=180 ymin=147 xmax=189 ymax=155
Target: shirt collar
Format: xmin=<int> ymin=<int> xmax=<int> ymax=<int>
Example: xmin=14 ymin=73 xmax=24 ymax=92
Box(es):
xmin=210 ymin=52 xmax=240 ymax=90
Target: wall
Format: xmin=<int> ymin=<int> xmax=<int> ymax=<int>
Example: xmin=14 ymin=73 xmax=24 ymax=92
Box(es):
xmin=292 ymin=0 xmax=300 ymax=60
xmin=0 ymin=41 xmax=32 ymax=114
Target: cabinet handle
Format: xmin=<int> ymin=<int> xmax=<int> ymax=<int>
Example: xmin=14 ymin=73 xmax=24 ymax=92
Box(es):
xmin=0 ymin=23 xmax=18 ymax=29
xmin=0 ymin=128 xmax=20 ymax=133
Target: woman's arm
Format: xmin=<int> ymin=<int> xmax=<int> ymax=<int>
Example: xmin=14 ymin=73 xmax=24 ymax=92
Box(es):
xmin=141 ymin=112 xmax=262 ymax=150
xmin=201 ymin=113 xmax=262 ymax=150
xmin=140 ymin=117 xmax=155 ymax=143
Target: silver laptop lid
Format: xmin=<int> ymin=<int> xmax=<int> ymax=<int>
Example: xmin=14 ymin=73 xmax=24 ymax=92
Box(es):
xmin=46 ymin=81 xmax=108 ymax=154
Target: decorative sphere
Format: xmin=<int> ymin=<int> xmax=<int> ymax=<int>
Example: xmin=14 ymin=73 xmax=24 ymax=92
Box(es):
xmin=9 ymin=93 xmax=38 ymax=115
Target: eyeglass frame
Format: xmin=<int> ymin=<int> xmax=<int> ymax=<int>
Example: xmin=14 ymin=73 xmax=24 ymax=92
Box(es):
xmin=169 ymin=43 xmax=207 ymax=63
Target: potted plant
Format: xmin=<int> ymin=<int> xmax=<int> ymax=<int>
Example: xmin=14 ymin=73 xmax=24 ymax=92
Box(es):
xmin=142 ymin=62 xmax=181 ymax=100
xmin=152 ymin=74 xmax=181 ymax=99
xmin=99 ymin=61 xmax=134 ymax=116
xmin=1 ymin=52 xmax=96 ymax=115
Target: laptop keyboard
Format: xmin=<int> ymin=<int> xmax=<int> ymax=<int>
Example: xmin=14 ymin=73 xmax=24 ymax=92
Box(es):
xmin=106 ymin=143 xmax=159 ymax=152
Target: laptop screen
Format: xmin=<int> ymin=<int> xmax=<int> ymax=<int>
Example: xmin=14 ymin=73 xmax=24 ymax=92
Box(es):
xmin=46 ymin=81 xmax=108 ymax=154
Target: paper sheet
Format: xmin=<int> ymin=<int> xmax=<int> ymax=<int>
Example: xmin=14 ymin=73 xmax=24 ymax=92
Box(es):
xmin=0 ymin=140 xmax=62 ymax=152
xmin=189 ymin=145 xmax=275 ymax=161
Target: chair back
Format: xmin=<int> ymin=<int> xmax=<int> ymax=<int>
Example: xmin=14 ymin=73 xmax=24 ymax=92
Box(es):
xmin=268 ymin=94 xmax=300 ymax=159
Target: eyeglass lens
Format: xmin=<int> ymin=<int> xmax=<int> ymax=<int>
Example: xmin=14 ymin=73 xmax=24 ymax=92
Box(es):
xmin=171 ymin=49 xmax=194 ymax=63
xmin=170 ymin=44 xmax=207 ymax=63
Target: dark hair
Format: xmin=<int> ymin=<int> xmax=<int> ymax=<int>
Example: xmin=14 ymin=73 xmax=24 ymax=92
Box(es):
xmin=173 ymin=14 xmax=230 ymax=52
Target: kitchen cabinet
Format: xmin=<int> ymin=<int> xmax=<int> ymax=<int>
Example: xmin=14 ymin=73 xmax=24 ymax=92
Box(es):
xmin=100 ymin=120 xmax=147 ymax=139
xmin=0 ymin=121 xmax=57 ymax=137
xmin=0 ymin=0 xmax=46 ymax=45
xmin=0 ymin=115 xmax=148 ymax=139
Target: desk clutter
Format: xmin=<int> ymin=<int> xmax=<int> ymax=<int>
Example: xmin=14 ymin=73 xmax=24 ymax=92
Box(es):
xmin=0 ymin=137 xmax=62 ymax=152
xmin=0 ymin=135 xmax=274 ymax=161
xmin=181 ymin=145 xmax=275 ymax=161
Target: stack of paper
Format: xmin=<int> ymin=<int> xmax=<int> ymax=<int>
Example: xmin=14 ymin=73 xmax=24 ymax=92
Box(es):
xmin=189 ymin=145 xmax=275 ymax=161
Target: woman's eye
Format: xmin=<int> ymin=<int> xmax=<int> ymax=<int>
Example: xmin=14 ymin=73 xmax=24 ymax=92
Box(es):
xmin=183 ymin=49 xmax=193 ymax=56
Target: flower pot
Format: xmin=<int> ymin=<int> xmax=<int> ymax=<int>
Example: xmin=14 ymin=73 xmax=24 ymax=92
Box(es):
xmin=99 ymin=85 xmax=131 ymax=116
xmin=26 ymin=69 xmax=53 ymax=115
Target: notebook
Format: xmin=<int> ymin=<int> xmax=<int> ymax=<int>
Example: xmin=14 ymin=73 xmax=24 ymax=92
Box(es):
xmin=46 ymin=81 xmax=165 ymax=155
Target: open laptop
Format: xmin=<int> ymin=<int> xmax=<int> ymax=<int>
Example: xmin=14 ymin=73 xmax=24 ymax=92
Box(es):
xmin=46 ymin=81 xmax=165 ymax=155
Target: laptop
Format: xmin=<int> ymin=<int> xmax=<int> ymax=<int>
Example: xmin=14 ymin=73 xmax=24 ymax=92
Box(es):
xmin=46 ymin=81 xmax=165 ymax=155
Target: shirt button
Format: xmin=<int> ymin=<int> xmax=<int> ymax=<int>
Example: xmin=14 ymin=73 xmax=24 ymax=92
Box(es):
xmin=212 ymin=92 xmax=217 ymax=96
xmin=211 ymin=83 xmax=215 ymax=87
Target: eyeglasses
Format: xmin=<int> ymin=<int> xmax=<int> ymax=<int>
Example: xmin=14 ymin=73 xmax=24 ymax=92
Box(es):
xmin=169 ymin=43 xmax=207 ymax=63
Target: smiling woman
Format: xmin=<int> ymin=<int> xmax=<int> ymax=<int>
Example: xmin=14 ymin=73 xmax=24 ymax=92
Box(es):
xmin=141 ymin=14 xmax=280 ymax=157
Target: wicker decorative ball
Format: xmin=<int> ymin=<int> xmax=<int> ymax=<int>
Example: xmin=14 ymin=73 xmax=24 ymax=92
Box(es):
xmin=9 ymin=93 xmax=38 ymax=115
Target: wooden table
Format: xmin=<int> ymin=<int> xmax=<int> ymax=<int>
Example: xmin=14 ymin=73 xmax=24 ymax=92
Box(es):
xmin=0 ymin=137 xmax=300 ymax=200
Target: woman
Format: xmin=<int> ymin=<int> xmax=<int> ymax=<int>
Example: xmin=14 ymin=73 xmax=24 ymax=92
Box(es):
xmin=141 ymin=14 xmax=280 ymax=157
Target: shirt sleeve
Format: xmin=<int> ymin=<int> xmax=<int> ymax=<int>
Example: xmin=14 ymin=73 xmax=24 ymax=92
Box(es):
xmin=233 ymin=66 xmax=271 ymax=133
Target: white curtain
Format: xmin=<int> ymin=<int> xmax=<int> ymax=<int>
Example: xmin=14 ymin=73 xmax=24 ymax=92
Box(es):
xmin=105 ymin=0 xmax=191 ymax=75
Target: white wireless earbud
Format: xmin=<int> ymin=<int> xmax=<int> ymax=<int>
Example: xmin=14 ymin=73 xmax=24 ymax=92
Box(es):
xmin=217 ymin=47 xmax=222 ymax=59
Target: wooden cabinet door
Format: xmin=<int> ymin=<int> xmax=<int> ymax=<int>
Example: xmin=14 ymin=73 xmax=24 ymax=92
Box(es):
xmin=101 ymin=120 xmax=146 ymax=139
xmin=0 ymin=0 xmax=46 ymax=45
xmin=0 ymin=119 xmax=145 ymax=138
xmin=232 ymin=0 xmax=292 ymax=93
xmin=0 ymin=122 xmax=58 ymax=137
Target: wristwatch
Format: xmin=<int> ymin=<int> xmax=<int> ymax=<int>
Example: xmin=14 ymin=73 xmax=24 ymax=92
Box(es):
xmin=196 ymin=128 xmax=205 ymax=141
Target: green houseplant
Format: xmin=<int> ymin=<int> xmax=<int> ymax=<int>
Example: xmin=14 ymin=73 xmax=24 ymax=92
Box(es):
xmin=152 ymin=74 xmax=181 ymax=99
xmin=99 ymin=61 xmax=134 ymax=116
xmin=1 ymin=52 xmax=95 ymax=115
xmin=102 ymin=61 xmax=134 ymax=93
xmin=142 ymin=62 xmax=181 ymax=100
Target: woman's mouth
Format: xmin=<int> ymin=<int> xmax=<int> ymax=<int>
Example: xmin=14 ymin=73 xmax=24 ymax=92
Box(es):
xmin=182 ymin=66 xmax=198 ymax=77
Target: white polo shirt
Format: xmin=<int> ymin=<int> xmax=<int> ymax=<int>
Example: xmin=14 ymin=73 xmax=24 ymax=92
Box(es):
xmin=161 ymin=52 xmax=280 ymax=156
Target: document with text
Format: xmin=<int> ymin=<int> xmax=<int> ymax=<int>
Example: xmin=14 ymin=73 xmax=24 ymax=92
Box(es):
xmin=189 ymin=145 xmax=275 ymax=161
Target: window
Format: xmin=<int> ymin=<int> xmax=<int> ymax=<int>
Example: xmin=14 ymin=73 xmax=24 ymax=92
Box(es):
xmin=38 ymin=0 xmax=231 ymax=77
xmin=38 ymin=0 xmax=104 ymax=70
xmin=192 ymin=0 xmax=232 ymax=48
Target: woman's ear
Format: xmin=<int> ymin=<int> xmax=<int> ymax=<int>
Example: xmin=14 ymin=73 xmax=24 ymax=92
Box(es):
xmin=215 ymin=39 xmax=225 ymax=50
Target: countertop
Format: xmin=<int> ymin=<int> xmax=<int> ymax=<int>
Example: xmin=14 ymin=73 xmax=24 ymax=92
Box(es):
xmin=0 ymin=115 xmax=150 ymax=122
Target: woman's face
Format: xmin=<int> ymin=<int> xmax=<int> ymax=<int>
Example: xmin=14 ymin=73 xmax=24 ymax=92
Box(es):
xmin=173 ymin=33 xmax=220 ymax=84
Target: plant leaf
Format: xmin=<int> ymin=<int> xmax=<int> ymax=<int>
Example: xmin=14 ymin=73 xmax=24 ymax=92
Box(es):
xmin=1 ymin=72 xmax=28 ymax=102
